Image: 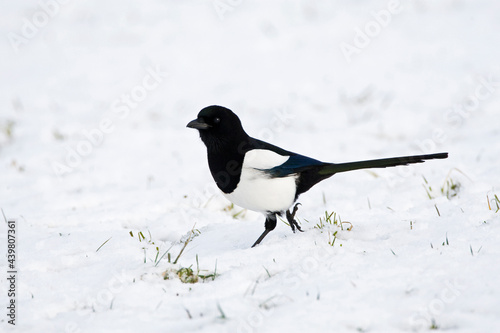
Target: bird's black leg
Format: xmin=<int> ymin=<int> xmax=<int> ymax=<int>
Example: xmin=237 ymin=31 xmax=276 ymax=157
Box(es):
xmin=286 ymin=203 xmax=303 ymax=233
xmin=251 ymin=213 xmax=277 ymax=247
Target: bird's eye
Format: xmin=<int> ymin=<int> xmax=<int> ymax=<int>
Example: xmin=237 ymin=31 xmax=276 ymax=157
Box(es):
xmin=213 ymin=117 xmax=221 ymax=124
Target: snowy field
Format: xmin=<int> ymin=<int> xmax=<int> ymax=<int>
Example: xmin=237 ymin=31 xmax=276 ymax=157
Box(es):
xmin=1 ymin=1 xmax=500 ymax=332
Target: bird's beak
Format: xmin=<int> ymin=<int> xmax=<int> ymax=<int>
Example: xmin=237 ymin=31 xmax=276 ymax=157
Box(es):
xmin=186 ymin=118 xmax=211 ymax=130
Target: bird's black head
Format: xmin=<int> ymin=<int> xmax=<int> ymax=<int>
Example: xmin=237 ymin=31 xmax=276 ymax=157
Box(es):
xmin=187 ymin=105 xmax=248 ymax=151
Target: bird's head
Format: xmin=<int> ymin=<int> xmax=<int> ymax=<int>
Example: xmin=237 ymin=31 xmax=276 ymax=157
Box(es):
xmin=187 ymin=105 xmax=247 ymax=151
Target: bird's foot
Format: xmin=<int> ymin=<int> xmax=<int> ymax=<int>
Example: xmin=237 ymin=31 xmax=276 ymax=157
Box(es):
xmin=286 ymin=203 xmax=303 ymax=233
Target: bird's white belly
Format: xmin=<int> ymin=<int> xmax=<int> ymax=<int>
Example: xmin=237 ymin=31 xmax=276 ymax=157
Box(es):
xmin=223 ymin=167 xmax=297 ymax=213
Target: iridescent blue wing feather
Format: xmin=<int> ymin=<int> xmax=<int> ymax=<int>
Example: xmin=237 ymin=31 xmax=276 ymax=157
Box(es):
xmin=266 ymin=153 xmax=325 ymax=177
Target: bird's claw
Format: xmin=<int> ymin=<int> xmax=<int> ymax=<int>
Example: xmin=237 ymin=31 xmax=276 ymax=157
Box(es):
xmin=286 ymin=203 xmax=303 ymax=233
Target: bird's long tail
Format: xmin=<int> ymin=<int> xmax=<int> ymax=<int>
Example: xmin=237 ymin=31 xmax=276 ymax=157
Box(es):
xmin=318 ymin=152 xmax=448 ymax=175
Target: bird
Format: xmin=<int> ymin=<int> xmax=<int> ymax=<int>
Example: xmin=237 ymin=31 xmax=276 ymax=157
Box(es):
xmin=187 ymin=105 xmax=448 ymax=247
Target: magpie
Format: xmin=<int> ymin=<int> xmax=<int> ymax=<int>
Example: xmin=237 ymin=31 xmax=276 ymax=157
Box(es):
xmin=187 ymin=105 xmax=448 ymax=247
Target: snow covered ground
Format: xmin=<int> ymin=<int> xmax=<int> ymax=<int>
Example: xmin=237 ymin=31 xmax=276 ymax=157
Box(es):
xmin=1 ymin=1 xmax=500 ymax=332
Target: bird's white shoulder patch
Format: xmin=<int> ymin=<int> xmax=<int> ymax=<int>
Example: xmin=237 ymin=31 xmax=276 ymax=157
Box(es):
xmin=243 ymin=149 xmax=289 ymax=170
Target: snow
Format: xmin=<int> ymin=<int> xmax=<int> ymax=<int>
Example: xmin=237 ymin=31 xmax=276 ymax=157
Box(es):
xmin=1 ymin=0 xmax=500 ymax=332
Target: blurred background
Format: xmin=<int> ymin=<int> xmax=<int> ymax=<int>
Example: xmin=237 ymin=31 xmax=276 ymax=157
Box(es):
xmin=2 ymin=0 xmax=498 ymax=203
xmin=2 ymin=0 xmax=499 ymax=222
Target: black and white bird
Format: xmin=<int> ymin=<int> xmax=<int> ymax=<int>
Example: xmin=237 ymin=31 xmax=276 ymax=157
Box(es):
xmin=187 ymin=105 xmax=448 ymax=247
